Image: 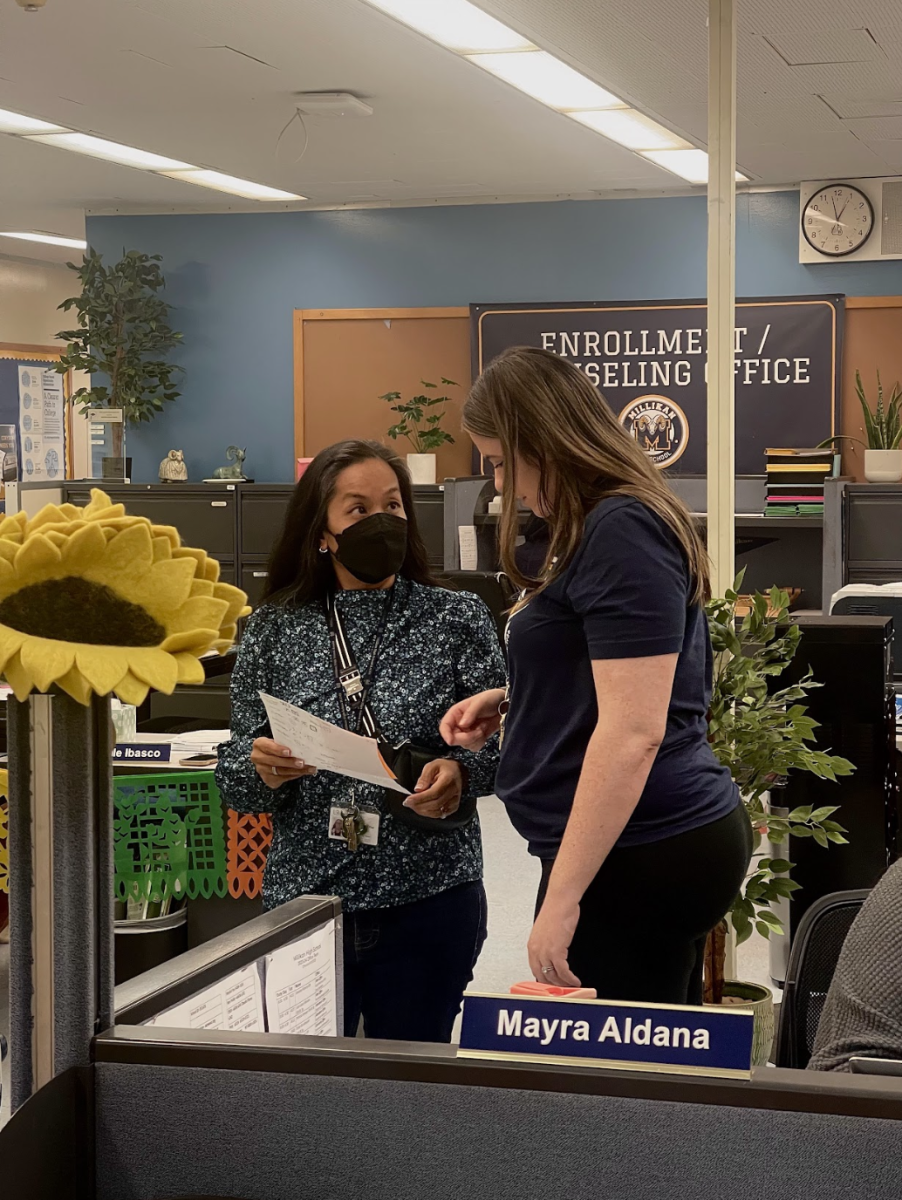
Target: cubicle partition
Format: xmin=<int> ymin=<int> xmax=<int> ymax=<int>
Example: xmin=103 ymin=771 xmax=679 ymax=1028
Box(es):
xmin=6 ymin=1025 xmax=901 ymax=1200
xmin=10 ymin=889 xmax=902 ymax=1200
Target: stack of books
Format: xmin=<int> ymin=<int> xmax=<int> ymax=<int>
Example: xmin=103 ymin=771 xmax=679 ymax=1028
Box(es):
xmin=764 ymin=448 xmax=839 ymax=517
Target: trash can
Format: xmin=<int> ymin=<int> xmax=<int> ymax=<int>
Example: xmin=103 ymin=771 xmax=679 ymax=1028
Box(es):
xmin=114 ymin=907 xmax=188 ymax=985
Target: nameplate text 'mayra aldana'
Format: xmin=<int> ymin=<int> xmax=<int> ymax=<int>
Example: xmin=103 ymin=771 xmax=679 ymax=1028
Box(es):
xmin=458 ymin=993 xmax=754 ymax=1078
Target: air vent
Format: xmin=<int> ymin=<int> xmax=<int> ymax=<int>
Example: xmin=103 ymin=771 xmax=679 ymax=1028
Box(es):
xmin=882 ymin=182 xmax=902 ymax=254
xmin=295 ymin=92 xmax=373 ymax=118
xmin=849 ymin=603 xmax=879 ymax=615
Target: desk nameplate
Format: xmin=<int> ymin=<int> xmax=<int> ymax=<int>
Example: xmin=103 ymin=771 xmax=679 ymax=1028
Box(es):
xmin=458 ymin=992 xmax=754 ymax=1080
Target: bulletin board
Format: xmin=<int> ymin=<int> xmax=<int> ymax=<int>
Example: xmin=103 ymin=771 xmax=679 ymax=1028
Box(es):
xmin=0 ymin=342 xmax=71 ymax=498
xmin=293 ymin=308 xmax=473 ymax=481
xmin=841 ymin=298 xmax=902 ymax=482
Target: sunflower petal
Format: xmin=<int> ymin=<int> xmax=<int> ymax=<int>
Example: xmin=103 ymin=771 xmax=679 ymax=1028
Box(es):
xmin=3 ymin=651 xmax=35 ymax=701
xmin=54 ymin=667 xmax=95 ymax=706
xmin=174 ymin=653 xmax=205 ymax=686
xmin=97 ymin=523 xmax=154 ymax=577
xmin=165 ymin=596 xmax=230 ymax=635
xmin=14 ymin=533 xmax=63 ymax=577
xmin=160 ymin=629 xmax=219 ymax=654
xmin=20 ymin=637 xmax=77 ymax=694
xmin=73 ymin=648 xmax=131 ymax=697
xmin=126 ymin=648 xmax=179 ymax=694
xmin=114 ymin=671 xmax=150 ymax=707
xmin=0 ymin=625 xmax=25 ymax=668
xmin=213 ymin=583 xmax=252 ymax=626
xmin=59 ymin=522 xmax=107 ymax=574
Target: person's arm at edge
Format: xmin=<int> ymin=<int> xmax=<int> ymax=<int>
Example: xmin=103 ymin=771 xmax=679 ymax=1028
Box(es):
xmin=528 ymin=653 xmax=677 ymax=985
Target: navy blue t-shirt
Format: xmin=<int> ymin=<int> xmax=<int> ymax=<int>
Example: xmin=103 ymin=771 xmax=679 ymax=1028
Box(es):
xmin=496 ymin=496 xmax=738 ymax=859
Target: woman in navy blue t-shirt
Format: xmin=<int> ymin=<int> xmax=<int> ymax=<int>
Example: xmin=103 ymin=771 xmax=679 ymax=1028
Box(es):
xmin=441 ymin=347 xmax=751 ymax=1006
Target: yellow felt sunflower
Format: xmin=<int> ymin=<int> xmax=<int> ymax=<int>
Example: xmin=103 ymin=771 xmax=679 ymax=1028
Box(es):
xmin=0 ymin=489 xmax=250 ymax=707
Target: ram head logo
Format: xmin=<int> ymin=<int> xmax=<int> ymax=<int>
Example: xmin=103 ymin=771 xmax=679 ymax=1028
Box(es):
xmin=633 ymin=410 xmax=674 ymax=452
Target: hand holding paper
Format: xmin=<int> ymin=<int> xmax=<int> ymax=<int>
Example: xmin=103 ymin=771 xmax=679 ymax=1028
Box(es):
xmin=259 ymin=693 xmax=410 ymax=794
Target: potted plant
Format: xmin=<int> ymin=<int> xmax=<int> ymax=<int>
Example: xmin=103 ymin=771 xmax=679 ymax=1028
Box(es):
xmin=819 ymin=369 xmax=902 ymax=482
xmin=56 ymin=248 xmax=183 ymax=478
xmin=704 ymin=577 xmax=855 ymax=1065
xmin=381 ymin=378 xmax=457 ymax=484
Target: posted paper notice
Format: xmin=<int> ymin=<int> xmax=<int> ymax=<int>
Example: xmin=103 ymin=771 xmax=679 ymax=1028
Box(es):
xmin=265 ymin=919 xmax=338 ymax=1037
xmin=147 ymin=963 xmax=265 ymax=1033
xmin=259 ymin=692 xmax=409 ymax=794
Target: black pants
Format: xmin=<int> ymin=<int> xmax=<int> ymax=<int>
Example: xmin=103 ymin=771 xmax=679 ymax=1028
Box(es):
xmin=537 ymin=804 xmax=752 ymax=1006
xmin=343 ymin=880 xmax=487 ymax=1042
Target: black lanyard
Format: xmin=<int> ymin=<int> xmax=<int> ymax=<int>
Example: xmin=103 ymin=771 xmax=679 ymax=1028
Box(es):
xmin=324 ymin=587 xmax=395 ymax=736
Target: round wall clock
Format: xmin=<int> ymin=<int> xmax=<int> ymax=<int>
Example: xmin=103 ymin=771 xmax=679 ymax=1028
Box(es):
xmin=802 ymin=183 xmax=875 ymax=257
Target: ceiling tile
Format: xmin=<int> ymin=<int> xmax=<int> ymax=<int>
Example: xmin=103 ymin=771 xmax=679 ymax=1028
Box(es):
xmin=765 ymin=27 xmax=884 ymax=66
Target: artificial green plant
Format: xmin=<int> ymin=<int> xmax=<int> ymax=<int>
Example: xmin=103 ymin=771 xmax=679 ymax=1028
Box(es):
xmin=55 ymin=248 xmax=183 ymax=424
xmin=704 ymin=575 xmax=855 ymax=999
xmin=381 ymin=378 xmax=458 ymax=453
xmin=819 ymin=369 xmax=902 ymax=451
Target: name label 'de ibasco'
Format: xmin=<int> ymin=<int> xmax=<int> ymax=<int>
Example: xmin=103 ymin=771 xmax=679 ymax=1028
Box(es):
xmin=458 ymin=993 xmax=754 ymax=1079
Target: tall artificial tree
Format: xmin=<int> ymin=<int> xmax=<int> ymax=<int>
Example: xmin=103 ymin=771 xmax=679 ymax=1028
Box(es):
xmin=56 ymin=248 xmax=183 ymax=425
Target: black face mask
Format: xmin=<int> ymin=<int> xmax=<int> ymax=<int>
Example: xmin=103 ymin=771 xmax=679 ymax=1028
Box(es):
xmin=329 ymin=513 xmax=408 ymax=585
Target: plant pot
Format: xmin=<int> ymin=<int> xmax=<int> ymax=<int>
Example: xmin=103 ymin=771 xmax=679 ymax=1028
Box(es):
xmin=706 ymin=980 xmax=775 ymax=1067
xmin=407 ymin=453 xmax=437 ymax=485
xmin=864 ymin=448 xmax=902 ymax=483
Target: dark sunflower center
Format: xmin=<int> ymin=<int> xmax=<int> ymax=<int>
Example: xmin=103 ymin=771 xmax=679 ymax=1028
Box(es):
xmin=0 ymin=576 xmax=165 ymax=646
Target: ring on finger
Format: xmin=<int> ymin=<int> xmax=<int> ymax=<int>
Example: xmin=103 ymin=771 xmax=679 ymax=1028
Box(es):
xmin=542 ymin=966 xmax=554 ymax=975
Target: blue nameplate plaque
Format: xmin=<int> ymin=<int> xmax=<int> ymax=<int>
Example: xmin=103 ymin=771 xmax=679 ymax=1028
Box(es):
xmin=458 ymin=993 xmax=754 ymax=1078
xmin=113 ymin=743 xmax=172 ymax=763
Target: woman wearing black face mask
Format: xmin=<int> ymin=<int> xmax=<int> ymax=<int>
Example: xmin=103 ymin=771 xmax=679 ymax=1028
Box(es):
xmin=216 ymin=440 xmax=506 ymax=1044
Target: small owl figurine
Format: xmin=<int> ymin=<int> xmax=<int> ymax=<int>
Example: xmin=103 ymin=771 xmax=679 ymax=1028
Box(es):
xmin=159 ymin=449 xmax=188 ymax=483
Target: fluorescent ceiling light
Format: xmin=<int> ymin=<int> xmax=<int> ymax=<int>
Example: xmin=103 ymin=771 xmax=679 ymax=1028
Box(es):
xmin=163 ymin=169 xmax=304 ymax=201
xmin=570 ymin=109 xmax=690 ymax=152
xmin=363 ymin=0 xmax=531 ymax=53
xmin=0 ymin=231 xmax=87 ymax=249
xmin=0 ymin=107 xmax=68 ymax=135
xmin=467 ymin=50 xmax=623 ymax=111
xmin=642 ymin=147 xmax=747 ymax=184
xmin=26 ymin=132 xmax=195 ymax=171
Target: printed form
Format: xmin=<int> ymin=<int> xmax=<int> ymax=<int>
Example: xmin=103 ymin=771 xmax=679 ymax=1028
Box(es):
xmin=265 ymin=919 xmax=338 ymax=1037
xmin=260 ymin=692 xmax=409 ymax=793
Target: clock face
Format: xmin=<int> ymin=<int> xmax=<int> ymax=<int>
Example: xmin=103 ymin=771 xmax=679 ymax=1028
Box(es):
xmin=802 ymin=184 xmax=875 ymax=257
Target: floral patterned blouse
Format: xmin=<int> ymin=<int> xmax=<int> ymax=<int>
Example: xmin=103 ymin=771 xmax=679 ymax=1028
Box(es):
xmin=216 ymin=578 xmax=506 ymax=912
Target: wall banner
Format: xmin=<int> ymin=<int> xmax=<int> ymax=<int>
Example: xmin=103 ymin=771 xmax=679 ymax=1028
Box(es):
xmin=471 ymin=296 xmax=843 ymax=475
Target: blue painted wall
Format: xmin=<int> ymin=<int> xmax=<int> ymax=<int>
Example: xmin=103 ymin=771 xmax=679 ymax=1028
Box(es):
xmin=87 ymin=190 xmax=902 ymax=483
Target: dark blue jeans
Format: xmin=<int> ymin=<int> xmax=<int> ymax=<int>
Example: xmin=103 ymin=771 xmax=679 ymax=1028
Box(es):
xmin=342 ymin=880 xmax=487 ymax=1043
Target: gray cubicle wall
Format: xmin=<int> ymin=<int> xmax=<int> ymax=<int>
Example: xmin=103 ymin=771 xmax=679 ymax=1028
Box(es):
xmin=89 ymin=1033 xmax=902 ymax=1200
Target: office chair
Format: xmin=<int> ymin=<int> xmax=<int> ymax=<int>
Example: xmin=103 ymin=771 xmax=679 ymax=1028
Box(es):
xmin=773 ymin=888 xmax=870 ymax=1069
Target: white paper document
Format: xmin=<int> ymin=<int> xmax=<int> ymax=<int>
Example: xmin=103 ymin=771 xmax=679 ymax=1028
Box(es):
xmin=147 ymin=963 xmax=265 ymax=1033
xmin=265 ymin=919 xmax=338 ymax=1037
xmin=458 ymin=524 xmax=478 ymax=571
xmin=259 ymin=692 xmax=409 ymax=794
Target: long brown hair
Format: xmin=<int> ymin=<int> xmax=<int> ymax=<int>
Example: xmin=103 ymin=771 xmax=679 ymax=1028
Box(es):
xmin=263 ymin=440 xmax=436 ymax=606
xmin=463 ymin=346 xmax=710 ymax=604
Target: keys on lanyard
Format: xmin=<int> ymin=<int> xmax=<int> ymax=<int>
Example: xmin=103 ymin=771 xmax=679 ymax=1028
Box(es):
xmin=342 ymin=805 xmax=368 ymax=853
